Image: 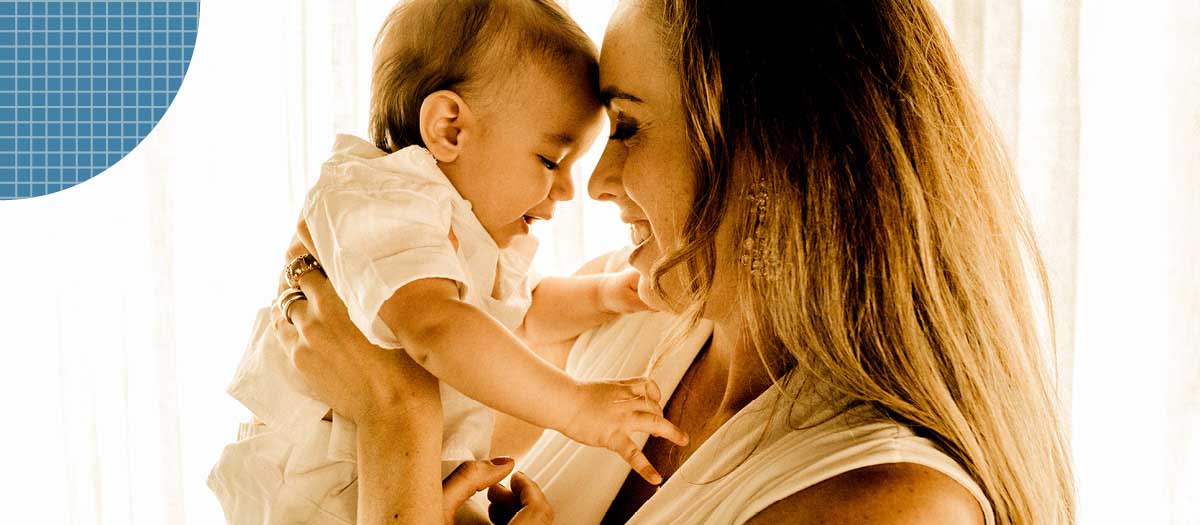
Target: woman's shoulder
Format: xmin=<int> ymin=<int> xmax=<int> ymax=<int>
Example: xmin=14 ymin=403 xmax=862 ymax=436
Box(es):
xmin=743 ymin=461 xmax=986 ymax=525
xmin=732 ymin=404 xmax=994 ymax=525
xmin=631 ymin=393 xmax=995 ymax=524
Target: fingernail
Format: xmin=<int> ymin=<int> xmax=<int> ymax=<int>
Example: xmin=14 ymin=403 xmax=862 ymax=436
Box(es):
xmin=491 ymin=456 xmax=514 ymax=466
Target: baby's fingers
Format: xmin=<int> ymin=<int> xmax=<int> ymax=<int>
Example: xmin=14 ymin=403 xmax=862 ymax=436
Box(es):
xmin=616 ymin=377 xmax=662 ymax=404
xmin=616 ymin=436 xmax=663 ymax=486
xmin=630 ymin=411 xmax=689 ymax=447
xmin=616 ymin=396 xmax=664 ymax=416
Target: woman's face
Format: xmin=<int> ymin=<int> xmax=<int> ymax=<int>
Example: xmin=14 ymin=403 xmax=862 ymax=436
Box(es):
xmin=588 ymin=1 xmax=700 ymax=312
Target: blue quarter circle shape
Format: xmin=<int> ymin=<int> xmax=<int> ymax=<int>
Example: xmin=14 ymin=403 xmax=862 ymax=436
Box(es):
xmin=0 ymin=1 xmax=200 ymax=200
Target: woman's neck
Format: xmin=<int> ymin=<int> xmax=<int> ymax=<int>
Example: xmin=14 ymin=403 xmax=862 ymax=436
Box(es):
xmin=706 ymin=319 xmax=776 ymax=419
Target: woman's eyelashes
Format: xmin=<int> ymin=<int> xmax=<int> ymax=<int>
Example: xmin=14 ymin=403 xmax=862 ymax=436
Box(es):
xmin=538 ymin=155 xmax=560 ymax=170
xmin=609 ymin=116 xmax=640 ymax=143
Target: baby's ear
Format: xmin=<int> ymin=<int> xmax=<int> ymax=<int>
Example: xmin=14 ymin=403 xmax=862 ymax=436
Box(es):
xmin=419 ymin=90 xmax=472 ymax=163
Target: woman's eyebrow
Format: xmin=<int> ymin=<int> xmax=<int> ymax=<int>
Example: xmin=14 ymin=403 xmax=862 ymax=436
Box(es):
xmin=600 ymin=86 xmax=643 ymax=106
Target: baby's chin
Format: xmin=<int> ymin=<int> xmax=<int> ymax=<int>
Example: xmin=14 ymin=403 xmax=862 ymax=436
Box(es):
xmin=485 ymin=222 xmax=529 ymax=248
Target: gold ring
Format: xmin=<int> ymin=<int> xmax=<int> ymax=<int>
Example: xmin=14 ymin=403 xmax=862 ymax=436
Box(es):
xmin=276 ymin=287 xmax=306 ymax=324
xmin=283 ymin=253 xmax=324 ymax=288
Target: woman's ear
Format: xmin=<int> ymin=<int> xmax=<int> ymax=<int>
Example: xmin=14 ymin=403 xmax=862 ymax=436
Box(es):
xmin=419 ymin=90 xmax=472 ymax=163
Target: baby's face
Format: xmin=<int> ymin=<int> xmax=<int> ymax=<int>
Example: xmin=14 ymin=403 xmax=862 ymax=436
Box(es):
xmin=448 ymin=62 xmax=604 ymax=248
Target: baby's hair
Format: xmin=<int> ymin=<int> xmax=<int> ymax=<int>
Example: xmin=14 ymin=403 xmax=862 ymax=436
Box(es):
xmin=369 ymin=0 xmax=598 ymax=153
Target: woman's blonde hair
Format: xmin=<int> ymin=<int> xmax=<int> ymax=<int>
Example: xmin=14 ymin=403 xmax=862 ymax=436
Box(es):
xmin=645 ymin=1 xmax=1075 ymax=523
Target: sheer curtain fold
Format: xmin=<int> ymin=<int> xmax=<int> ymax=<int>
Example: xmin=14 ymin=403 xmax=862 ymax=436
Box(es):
xmin=942 ymin=2 xmax=1197 ymax=523
xmin=1165 ymin=0 xmax=1200 ymax=521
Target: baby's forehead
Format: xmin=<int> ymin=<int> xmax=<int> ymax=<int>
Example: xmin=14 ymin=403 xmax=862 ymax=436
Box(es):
xmin=477 ymin=57 xmax=601 ymax=111
xmin=482 ymin=67 xmax=602 ymax=148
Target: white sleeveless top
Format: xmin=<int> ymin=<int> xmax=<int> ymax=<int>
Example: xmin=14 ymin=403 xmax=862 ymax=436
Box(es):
xmin=517 ymin=311 xmax=995 ymax=525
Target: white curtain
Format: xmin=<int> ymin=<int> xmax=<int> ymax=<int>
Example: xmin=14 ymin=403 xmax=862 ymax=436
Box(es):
xmin=0 ymin=1 xmax=1194 ymax=524
xmin=929 ymin=1 xmax=1200 ymax=523
xmin=0 ymin=1 xmax=394 ymax=523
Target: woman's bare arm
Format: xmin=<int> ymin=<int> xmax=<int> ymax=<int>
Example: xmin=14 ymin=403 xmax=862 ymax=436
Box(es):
xmin=282 ymin=268 xmax=446 ymax=524
xmin=744 ymin=463 xmax=985 ymax=525
xmin=356 ymin=396 xmax=444 ymax=523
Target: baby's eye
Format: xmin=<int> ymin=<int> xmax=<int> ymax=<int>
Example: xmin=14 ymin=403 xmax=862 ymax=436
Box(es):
xmin=538 ymin=156 xmax=559 ymax=170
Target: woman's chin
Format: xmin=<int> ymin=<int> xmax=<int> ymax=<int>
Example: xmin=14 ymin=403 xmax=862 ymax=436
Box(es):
xmin=635 ymin=266 xmax=675 ymax=313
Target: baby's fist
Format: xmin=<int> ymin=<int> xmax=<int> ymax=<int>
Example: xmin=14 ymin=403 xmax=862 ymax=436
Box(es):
xmin=599 ymin=269 xmax=653 ymax=315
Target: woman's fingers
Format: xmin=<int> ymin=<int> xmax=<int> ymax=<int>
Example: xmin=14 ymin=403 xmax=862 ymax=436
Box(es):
xmin=294 ymin=266 xmax=335 ymax=311
xmin=486 ymin=483 xmax=518 ymax=525
xmin=272 ymin=306 xmax=301 ymax=355
xmin=442 ymin=458 xmax=516 ymax=523
xmin=284 ymin=232 xmax=309 ymax=263
xmin=271 ymin=299 xmax=318 ymax=381
xmin=295 ymin=216 xmax=317 ymax=258
xmin=508 ymin=472 xmax=554 ymax=525
xmin=488 ymin=472 xmax=554 ymax=525
xmin=279 ymin=234 xmax=309 ymax=294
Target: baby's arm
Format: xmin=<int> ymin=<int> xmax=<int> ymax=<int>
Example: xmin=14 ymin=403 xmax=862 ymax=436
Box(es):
xmin=380 ymin=277 xmax=685 ymax=484
xmin=380 ymin=277 xmax=579 ymax=428
xmin=518 ymin=269 xmax=651 ymax=345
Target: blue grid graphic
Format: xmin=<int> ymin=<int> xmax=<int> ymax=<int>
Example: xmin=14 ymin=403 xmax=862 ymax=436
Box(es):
xmin=0 ymin=1 xmax=199 ymax=200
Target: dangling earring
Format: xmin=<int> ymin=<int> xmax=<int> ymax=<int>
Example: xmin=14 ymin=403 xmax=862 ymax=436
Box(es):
xmin=740 ymin=173 xmax=780 ymax=280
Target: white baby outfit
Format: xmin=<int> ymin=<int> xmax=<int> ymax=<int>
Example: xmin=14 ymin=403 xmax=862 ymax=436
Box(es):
xmin=208 ymin=134 xmax=538 ymax=524
xmin=516 ymin=253 xmax=995 ymax=524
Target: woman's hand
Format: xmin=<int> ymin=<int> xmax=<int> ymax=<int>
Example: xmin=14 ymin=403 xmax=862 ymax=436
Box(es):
xmin=486 ymin=471 xmax=555 ymax=525
xmin=275 ymin=262 xmax=441 ymax=427
xmin=441 ymin=459 xmax=555 ymax=525
xmin=276 ymin=233 xmax=446 ymax=523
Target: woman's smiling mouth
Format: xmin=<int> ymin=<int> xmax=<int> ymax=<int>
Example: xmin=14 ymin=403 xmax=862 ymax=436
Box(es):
xmin=630 ymin=221 xmax=652 ymax=246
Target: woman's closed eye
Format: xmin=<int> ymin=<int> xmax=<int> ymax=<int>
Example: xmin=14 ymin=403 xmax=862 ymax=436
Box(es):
xmin=538 ymin=156 xmax=560 ymax=170
xmin=609 ymin=116 xmax=640 ymax=143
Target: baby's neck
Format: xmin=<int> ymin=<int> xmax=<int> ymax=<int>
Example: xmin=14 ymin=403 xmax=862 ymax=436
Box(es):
xmin=490 ymin=259 xmax=502 ymax=300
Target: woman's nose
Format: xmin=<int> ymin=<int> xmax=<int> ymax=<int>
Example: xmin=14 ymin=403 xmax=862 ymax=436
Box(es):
xmin=588 ymin=142 xmax=623 ymax=202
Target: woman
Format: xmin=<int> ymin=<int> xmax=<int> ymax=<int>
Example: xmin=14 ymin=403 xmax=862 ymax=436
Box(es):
xmin=279 ymin=0 xmax=1075 ymax=523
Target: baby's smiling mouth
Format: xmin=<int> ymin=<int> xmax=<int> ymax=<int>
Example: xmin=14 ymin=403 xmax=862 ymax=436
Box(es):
xmin=522 ymin=213 xmax=552 ymax=225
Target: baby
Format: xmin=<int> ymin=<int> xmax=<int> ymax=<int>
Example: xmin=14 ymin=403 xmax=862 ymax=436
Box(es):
xmin=208 ymin=1 xmax=685 ymax=523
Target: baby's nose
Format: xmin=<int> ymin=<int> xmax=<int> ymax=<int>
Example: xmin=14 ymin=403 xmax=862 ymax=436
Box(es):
xmin=550 ymin=169 xmax=575 ymax=202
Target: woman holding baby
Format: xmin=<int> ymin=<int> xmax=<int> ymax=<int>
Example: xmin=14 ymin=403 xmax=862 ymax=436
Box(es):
xmin=277 ymin=0 xmax=1075 ymax=523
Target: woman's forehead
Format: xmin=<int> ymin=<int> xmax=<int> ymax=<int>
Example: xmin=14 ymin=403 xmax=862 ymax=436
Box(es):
xmin=599 ymin=2 xmax=674 ymax=109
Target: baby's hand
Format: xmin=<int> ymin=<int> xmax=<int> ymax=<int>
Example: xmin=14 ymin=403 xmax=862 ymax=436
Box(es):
xmin=598 ymin=270 xmax=654 ymax=315
xmin=562 ymin=377 xmax=688 ymax=485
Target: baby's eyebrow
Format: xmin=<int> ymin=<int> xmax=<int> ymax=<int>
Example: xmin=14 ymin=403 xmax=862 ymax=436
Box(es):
xmin=599 ymin=86 xmax=643 ymax=106
xmin=543 ymin=132 xmax=577 ymax=146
